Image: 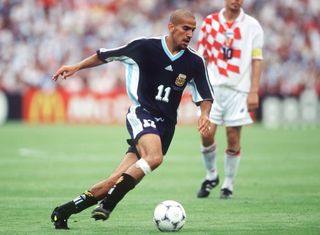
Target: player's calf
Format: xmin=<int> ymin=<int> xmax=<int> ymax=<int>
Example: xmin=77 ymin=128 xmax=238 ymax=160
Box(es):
xmin=91 ymin=173 xmax=136 ymax=222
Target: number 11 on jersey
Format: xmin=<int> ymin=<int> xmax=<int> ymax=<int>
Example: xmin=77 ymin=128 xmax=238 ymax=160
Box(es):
xmin=155 ymin=85 xmax=171 ymax=103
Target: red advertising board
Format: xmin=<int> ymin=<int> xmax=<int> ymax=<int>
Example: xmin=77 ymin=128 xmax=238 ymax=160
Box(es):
xmin=23 ymin=88 xmax=67 ymax=123
xmin=22 ymin=88 xmax=198 ymax=124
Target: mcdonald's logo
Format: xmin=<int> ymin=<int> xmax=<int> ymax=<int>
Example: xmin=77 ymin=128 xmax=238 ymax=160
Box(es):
xmin=23 ymin=89 xmax=66 ymax=123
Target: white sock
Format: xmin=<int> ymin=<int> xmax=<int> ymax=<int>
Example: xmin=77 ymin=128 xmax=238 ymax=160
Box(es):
xmin=221 ymin=150 xmax=241 ymax=191
xmin=200 ymin=143 xmax=218 ymax=180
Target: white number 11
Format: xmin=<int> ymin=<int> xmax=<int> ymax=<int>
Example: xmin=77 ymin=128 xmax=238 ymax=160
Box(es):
xmin=155 ymin=85 xmax=171 ymax=103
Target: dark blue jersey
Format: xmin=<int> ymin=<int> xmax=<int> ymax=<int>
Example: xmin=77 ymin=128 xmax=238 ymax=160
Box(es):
xmin=97 ymin=36 xmax=213 ymax=123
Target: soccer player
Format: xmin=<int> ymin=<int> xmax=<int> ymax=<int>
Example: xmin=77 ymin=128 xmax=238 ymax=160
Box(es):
xmin=50 ymin=9 xmax=213 ymax=229
xmin=196 ymin=0 xmax=264 ymax=199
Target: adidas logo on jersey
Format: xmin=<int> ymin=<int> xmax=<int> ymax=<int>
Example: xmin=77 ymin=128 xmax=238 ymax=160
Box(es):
xmin=164 ymin=65 xmax=173 ymax=71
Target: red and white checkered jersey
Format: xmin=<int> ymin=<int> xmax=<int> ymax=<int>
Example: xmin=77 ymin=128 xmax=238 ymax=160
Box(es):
xmin=197 ymin=8 xmax=264 ymax=92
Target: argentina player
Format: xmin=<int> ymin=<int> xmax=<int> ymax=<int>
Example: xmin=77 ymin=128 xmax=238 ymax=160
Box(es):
xmin=51 ymin=9 xmax=213 ymax=229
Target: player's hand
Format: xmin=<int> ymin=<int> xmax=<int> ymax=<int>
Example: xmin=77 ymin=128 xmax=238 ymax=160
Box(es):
xmin=247 ymin=91 xmax=259 ymax=111
xmin=198 ymin=115 xmax=212 ymax=137
xmin=52 ymin=65 xmax=78 ymax=81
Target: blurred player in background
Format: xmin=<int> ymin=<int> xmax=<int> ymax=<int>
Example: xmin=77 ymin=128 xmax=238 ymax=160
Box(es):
xmin=196 ymin=0 xmax=264 ymax=199
xmin=50 ymin=9 xmax=213 ymax=229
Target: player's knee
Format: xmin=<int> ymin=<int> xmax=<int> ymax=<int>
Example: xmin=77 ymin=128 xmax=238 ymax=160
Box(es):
xmin=136 ymin=155 xmax=163 ymax=175
xmin=136 ymin=158 xmax=152 ymax=175
xmin=227 ymin=136 xmax=240 ymax=149
xmin=227 ymin=140 xmax=240 ymax=150
xmin=201 ymin=134 xmax=214 ymax=146
xmin=201 ymin=137 xmax=214 ymax=147
xmin=201 ymin=127 xmax=214 ymax=143
xmin=152 ymin=155 xmax=163 ymax=169
xmin=148 ymin=154 xmax=163 ymax=169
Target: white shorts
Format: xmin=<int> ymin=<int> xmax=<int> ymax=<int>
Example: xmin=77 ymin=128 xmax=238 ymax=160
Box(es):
xmin=209 ymin=86 xmax=253 ymax=127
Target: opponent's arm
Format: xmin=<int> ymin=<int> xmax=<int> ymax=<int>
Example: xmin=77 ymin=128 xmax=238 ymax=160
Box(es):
xmin=52 ymin=54 xmax=104 ymax=81
xmin=247 ymin=59 xmax=262 ymax=111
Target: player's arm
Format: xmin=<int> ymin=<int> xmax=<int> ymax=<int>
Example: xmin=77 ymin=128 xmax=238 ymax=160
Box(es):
xmin=248 ymin=22 xmax=264 ymax=111
xmin=247 ymin=57 xmax=262 ymax=111
xmin=189 ymin=56 xmax=214 ymax=135
xmin=52 ymin=54 xmax=103 ymax=81
xmin=198 ymin=100 xmax=212 ymax=136
xmin=52 ymin=39 xmax=144 ymax=81
xmin=188 ymin=80 xmax=212 ymax=136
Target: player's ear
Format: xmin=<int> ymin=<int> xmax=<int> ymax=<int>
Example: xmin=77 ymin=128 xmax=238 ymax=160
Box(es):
xmin=168 ymin=22 xmax=175 ymax=33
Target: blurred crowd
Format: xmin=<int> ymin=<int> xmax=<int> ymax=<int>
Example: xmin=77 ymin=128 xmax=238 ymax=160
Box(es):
xmin=0 ymin=0 xmax=319 ymax=96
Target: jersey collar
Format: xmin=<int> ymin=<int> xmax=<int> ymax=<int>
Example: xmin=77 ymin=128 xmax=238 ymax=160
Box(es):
xmin=161 ymin=36 xmax=185 ymax=61
xmin=219 ymin=8 xmax=245 ymax=27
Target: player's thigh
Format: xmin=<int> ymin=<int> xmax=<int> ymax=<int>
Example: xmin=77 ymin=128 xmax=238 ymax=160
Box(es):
xmin=224 ymin=91 xmax=252 ymax=126
xmin=208 ymin=103 xmax=224 ymax=126
xmin=159 ymin=121 xmax=175 ymax=156
xmin=136 ymin=133 xmax=163 ymax=161
xmin=126 ymin=106 xmax=161 ymax=144
xmin=126 ymin=106 xmax=161 ymax=155
xmin=126 ymin=105 xmax=175 ymax=157
xmin=126 ymin=106 xmax=166 ymax=167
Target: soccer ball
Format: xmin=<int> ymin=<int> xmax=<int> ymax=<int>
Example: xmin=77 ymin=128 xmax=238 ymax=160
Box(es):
xmin=153 ymin=200 xmax=186 ymax=232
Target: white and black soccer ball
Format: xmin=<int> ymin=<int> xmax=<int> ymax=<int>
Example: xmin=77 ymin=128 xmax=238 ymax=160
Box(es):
xmin=153 ymin=200 xmax=186 ymax=232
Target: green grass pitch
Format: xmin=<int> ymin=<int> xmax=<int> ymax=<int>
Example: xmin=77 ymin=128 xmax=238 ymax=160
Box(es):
xmin=0 ymin=123 xmax=319 ymax=234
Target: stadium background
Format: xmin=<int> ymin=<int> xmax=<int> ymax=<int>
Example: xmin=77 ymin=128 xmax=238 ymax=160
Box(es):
xmin=0 ymin=0 xmax=319 ymax=127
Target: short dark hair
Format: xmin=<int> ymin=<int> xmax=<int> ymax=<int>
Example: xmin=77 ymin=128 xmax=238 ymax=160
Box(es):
xmin=169 ymin=9 xmax=195 ymax=25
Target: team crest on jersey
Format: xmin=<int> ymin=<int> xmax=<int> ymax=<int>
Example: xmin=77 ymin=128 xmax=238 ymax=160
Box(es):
xmin=175 ymin=74 xmax=186 ymax=87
